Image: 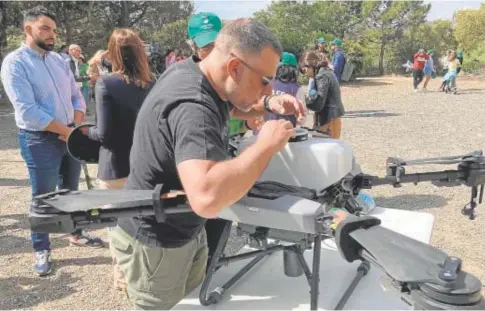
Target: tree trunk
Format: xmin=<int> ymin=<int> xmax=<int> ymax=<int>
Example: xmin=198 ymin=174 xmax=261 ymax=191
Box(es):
xmin=379 ymin=40 xmax=386 ymax=76
xmin=120 ymin=1 xmax=130 ymax=27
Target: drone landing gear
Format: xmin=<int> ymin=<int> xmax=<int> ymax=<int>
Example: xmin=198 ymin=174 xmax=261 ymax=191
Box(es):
xmin=199 ymin=221 xmax=371 ymax=310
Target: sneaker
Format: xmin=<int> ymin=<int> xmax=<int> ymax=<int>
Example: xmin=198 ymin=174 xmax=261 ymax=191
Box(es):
xmin=69 ymin=231 xmax=104 ymax=248
xmin=414 ymin=88 xmax=419 ymax=93
xmin=34 ymin=250 xmax=52 ymax=276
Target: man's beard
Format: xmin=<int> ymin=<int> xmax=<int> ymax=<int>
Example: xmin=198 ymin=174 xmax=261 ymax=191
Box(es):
xmin=34 ymin=38 xmax=55 ymax=52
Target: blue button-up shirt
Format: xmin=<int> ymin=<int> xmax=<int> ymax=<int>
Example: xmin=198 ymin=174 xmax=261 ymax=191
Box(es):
xmin=1 ymin=43 xmax=85 ymax=131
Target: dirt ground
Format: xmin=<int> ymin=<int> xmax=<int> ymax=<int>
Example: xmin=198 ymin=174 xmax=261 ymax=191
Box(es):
xmin=1 ymin=76 xmax=484 ymax=309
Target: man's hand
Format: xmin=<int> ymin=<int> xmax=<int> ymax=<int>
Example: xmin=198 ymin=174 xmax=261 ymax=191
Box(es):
xmin=245 ymin=117 xmax=265 ymax=131
xmin=256 ymin=119 xmax=296 ymax=153
xmin=79 ymin=127 xmax=89 ymax=135
xmin=58 ymin=127 xmax=73 ymax=142
xmin=268 ymin=94 xmax=306 ymax=124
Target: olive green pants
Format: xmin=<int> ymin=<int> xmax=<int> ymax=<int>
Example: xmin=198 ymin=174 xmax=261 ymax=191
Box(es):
xmin=109 ymin=226 xmax=208 ymax=310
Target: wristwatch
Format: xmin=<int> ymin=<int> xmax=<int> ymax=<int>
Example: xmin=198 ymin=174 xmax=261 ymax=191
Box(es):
xmin=263 ymin=95 xmax=274 ymax=113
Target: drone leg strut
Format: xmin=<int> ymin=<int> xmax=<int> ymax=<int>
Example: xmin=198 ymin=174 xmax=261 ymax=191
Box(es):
xmin=334 ymin=261 xmax=371 ymax=310
xmin=199 ymin=220 xmax=232 ymax=306
xmin=199 ymin=221 xmax=278 ymax=306
xmin=311 ymin=234 xmax=322 ymax=310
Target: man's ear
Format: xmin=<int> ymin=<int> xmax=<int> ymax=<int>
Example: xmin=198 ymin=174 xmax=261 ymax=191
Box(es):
xmin=24 ymin=24 xmax=33 ymax=37
xmin=226 ymin=57 xmax=241 ymax=83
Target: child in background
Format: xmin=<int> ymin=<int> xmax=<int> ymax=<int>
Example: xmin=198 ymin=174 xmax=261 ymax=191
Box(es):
xmin=248 ymin=52 xmax=301 ymax=134
xmin=440 ymin=50 xmax=461 ymax=93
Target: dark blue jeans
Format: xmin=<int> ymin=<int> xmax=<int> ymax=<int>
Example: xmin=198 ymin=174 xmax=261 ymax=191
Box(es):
xmin=18 ymin=129 xmax=82 ymax=252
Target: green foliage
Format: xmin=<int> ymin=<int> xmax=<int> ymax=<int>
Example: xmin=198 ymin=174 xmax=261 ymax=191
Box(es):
xmin=454 ymin=4 xmax=485 ymax=53
xmin=151 ymin=19 xmax=189 ymax=50
xmin=463 ymin=44 xmax=485 ymax=75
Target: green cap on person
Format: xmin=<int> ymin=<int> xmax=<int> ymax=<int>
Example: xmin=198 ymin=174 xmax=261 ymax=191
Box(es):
xmin=280 ymin=52 xmax=297 ymax=67
xmin=457 ymin=50 xmax=463 ymax=57
xmin=187 ymin=12 xmax=223 ymax=48
xmin=330 ymin=39 xmax=342 ymax=47
xmin=316 ymin=38 xmax=326 ymax=44
xmin=427 ymin=49 xmax=434 ymax=54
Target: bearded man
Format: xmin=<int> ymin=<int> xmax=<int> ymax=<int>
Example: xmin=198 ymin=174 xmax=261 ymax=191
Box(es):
xmin=1 ymin=6 xmax=103 ymax=277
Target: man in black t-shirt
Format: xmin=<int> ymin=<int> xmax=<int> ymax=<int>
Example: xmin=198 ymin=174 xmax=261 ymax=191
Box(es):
xmin=109 ymin=18 xmax=306 ymax=309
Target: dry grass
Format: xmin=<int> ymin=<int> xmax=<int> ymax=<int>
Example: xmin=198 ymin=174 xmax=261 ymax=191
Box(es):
xmin=1 ymin=76 xmax=484 ymax=309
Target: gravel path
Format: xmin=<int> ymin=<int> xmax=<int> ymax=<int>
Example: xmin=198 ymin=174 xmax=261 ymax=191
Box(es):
xmin=1 ymin=76 xmax=484 ymax=309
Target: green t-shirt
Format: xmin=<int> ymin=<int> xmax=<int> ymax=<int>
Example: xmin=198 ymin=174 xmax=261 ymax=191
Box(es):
xmin=229 ymin=117 xmax=244 ymax=136
xmin=79 ymin=63 xmax=89 ymax=89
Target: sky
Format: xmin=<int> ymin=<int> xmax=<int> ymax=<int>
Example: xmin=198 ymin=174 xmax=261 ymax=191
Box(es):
xmin=193 ymin=0 xmax=484 ymax=21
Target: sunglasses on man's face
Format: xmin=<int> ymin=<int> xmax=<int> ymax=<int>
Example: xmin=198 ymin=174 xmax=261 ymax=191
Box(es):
xmin=230 ymin=52 xmax=273 ymax=86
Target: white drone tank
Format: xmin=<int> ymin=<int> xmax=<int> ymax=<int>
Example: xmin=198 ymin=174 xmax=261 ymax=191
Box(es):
xmin=237 ymin=128 xmax=354 ymax=192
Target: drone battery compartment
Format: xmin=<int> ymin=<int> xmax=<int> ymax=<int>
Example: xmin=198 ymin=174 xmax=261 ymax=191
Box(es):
xmin=247 ymin=181 xmax=317 ymax=200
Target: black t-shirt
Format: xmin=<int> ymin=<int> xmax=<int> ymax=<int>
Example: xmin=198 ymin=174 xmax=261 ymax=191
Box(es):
xmin=118 ymin=56 xmax=231 ymax=248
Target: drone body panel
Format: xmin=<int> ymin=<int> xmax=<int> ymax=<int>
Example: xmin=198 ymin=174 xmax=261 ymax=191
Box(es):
xmin=238 ymin=135 xmax=354 ymax=192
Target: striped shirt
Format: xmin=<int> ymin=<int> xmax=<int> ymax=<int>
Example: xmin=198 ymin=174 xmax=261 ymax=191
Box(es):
xmin=1 ymin=43 xmax=85 ymax=131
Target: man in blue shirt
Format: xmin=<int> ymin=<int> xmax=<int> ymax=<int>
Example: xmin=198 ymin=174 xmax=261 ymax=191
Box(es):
xmin=330 ymin=39 xmax=346 ymax=83
xmin=1 ymin=6 xmax=103 ymax=277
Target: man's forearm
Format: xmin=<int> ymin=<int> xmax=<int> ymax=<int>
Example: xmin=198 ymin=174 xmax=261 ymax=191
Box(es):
xmin=193 ymin=143 xmax=274 ymax=217
xmin=74 ymin=110 xmax=84 ymax=125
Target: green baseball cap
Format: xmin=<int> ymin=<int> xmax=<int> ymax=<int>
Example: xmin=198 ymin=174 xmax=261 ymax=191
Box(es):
xmin=187 ymin=12 xmax=223 ymax=48
xmin=330 ymin=39 xmax=342 ymax=47
xmin=280 ymin=52 xmax=297 ymax=67
xmin=316 ymin=38 xmax=326 ymax=44
xmin=427 ymin=49 xmax=434 ymax=54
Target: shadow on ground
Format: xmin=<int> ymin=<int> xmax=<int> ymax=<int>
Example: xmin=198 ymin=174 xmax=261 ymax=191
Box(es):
xmin=374 ymin=194 xmax=448 ymax=211
xmin=0 ymin=116 xmax=19 ymax=151
xmin=342 ymin=110 xmax=400 ymax=118
xmin=0 ymin=178 xmax=30 ymax=187
xmin=343 ymin=79 xmax=393 ymax=88
xmin=456 ymin=88 xmax=485 ymax=95
xmin=0 ymin=273 xmax=80 ymax=310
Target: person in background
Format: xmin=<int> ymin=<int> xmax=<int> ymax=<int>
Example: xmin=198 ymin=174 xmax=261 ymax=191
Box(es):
xmin=300 ymin=50 xmax=345 ymax=139
xmin=0 ymin=6 xmax=103 ymax=276
xmin=441 ymin=50 xmax=461 ymax=93
xmin=422 ymin=49 xmax=435 ymax=92
xmin=81 ymin=28 xmax=154 ymax=292
xmin=78 ymin=54 xmax=90 ymax=113
xmin=67 ymin=44 xmax=90 ymax=89
xmin=249 ymin=52 xmax=301 ymax=134
xmin=330 ymin=39 xmax=345 ymax=83
xmin=412 ymin=48 xmax=429 ymax=92
xmin=58 ymin=44 xmax=69 ymax=59
xmin=457 ymin=50 xmax=464 ymax=74
xmin=316 ymin=37 xmax=330 ymax=60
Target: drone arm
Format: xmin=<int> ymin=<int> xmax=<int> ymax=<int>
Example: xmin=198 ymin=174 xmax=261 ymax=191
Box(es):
xmin=362 ymin=170 xmax=466 ymax=187
xmin=333 ymin=214 xmax=485 ymax=309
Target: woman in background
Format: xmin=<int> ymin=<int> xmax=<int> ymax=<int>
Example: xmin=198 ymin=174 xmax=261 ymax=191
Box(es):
xmin=81 ymin=28 xmax=154 ymax=292
xmin=84 ymin=29 xmax=153 ymax=187
xmin=300 ymin=50 xmax=345 ymax=139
